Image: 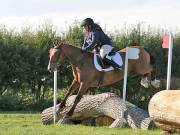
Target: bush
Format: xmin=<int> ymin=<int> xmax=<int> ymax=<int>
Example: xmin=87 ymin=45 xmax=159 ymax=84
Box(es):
xmin=0 ymin=22 xmax=180 ymax=111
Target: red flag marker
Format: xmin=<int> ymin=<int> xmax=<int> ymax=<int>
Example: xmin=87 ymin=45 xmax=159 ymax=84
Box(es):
xmin=162 ymin=35 xmax=170 ymax=48
xmin=162 ymin=33 xmax=173 ymax=90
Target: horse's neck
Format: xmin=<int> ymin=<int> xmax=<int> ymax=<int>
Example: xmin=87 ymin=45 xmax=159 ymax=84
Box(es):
xmin=62 ymin=44 xmax=84 ymax=65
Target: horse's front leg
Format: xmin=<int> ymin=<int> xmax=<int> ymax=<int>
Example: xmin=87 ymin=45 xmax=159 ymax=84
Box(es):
xmin=66 ymin=82 xmax=88 ymax=117
xmin=59 ymin=79 xmax=79 ymax=109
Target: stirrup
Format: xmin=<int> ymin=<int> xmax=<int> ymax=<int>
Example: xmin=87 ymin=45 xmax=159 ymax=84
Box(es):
xmin=113 ymin=65 xmax=122 ymax=70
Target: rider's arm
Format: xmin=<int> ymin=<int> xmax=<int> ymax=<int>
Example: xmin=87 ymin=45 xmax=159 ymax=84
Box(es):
xmin=82 ymin=30 xmax=100 ymax=51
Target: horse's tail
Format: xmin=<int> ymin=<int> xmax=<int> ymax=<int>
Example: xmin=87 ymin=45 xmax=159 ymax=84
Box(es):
xmin=143 ymin=48 xmax=155 ymax=66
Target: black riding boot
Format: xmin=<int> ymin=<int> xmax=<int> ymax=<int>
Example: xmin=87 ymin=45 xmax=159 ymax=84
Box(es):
xmin=104 ymin=55 xmax=121 ymax=70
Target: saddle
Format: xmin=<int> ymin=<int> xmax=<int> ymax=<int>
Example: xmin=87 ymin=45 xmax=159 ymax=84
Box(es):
xmin=94 ymin=51 xmax=123 ymax=72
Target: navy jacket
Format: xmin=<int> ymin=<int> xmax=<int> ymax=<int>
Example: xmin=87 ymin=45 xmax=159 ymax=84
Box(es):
xmin=82 ymin=27 xmax=112 ymax=51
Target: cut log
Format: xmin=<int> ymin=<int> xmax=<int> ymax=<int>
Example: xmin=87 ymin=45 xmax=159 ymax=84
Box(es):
xmin=42 ymin=92 xmax=155 ymax=129
xmin=149 ymin=90 xmax=180 ymax=133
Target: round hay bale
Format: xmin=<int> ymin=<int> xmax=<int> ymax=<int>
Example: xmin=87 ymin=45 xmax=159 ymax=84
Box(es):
xmin=149 ymin=90 xmax=180 ymax=133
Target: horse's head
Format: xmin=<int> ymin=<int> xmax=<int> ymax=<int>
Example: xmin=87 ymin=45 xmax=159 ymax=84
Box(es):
xmin=47 ymin=41 xmax=65 ymax=72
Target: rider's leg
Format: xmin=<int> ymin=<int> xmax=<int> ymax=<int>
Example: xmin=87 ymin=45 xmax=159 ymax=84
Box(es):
xmin=99 ymin=45 xmax=114 ymax=58
xmin=104 ymin=54 xmax=121 ymax=70
xmin=100 ymin=45 xmax=121 ymax=70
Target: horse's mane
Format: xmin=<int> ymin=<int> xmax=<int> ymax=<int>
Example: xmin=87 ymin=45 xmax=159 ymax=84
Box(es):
xmin=54 ymin=43 xmax=81 ymax=51
xmin=61 ymin=43 xmax=94 ymax=56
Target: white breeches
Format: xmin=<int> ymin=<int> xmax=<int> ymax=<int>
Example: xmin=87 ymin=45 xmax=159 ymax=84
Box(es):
xmin=99 ymin=45 xmax=114 ymax=58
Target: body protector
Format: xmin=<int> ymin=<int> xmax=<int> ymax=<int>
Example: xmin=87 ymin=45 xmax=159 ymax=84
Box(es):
xmin=81 ymin=26 xmax=112 ymax=52
xmin=82 ymin=25 xmax=121 ymax=70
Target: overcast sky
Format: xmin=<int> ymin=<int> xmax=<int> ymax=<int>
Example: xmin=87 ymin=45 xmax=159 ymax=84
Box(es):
xmin=0 ymin=0 xmax=180 ymax=33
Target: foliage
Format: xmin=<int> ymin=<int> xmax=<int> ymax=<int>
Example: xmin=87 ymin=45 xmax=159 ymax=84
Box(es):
xmin=0 ymin=22 xmax=180 ymax=111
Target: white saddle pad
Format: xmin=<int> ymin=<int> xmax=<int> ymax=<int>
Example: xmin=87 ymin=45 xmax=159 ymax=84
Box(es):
xmin=94 ymin=52 xmax=123 ymax=72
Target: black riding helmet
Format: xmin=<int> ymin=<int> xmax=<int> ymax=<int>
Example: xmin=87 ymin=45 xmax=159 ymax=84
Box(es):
xmin=80 ymin=18 xmax=94 ymax=27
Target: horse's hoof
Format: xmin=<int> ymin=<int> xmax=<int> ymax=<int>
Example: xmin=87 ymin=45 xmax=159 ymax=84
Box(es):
xmin=58 ymin=103 xmax=65 ymax=109
xmin=140 ymin=78 xmax=150 ymax=88
xmin=57 ymin=107 xmax=63 ymax=114
xmin=151 ymin=79 xmax=161 ymax=88
xmin=57 ymin=114 xmax=71 ymax=124
xmin=57 ymin=118 xmax=74 ymax=125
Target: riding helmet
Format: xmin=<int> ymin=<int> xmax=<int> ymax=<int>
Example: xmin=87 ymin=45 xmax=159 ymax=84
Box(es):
xmin=80 ymin=18 xmax=94 ymax=27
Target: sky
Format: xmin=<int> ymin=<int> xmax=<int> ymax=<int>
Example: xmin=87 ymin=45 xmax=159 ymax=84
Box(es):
xmin=0 ymin=0 xmax=180 ymax=33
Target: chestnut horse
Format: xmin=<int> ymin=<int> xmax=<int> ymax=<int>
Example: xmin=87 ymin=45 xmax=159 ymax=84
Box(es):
xmin=48 ymin=43 xmax=155 ymax=118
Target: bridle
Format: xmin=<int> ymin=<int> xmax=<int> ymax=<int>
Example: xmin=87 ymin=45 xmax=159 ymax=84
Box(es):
xmin=49 ymin=46 xmax=61 ymax=63
xmin=50 ymin=44 xmax=70 ymax=64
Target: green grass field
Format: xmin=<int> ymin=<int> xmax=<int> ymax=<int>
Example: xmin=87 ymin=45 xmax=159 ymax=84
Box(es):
xmin=0 ymin=112 xmax=160 ymax=135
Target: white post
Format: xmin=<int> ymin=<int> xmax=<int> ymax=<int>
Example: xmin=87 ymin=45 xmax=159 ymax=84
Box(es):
xmin=121 ymin=47 xmax=129 ymax=123
xmin=166 ymin=33 xmax=173 ymax=90
xmin=111 ymin=47 xmax=139 ymax=128
xmin=53 ymin=70 xmax=57 ymax=124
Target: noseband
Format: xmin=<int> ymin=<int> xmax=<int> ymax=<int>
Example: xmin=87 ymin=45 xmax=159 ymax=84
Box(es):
xmin=49 ymin=46 xmax=61 ymax=63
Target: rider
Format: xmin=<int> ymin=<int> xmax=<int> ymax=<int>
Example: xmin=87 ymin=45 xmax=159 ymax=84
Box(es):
xmin=80 ymin=18 xmax=121 ymax=70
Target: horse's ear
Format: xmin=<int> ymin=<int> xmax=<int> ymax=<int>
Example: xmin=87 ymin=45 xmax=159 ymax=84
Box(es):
xmin=53 ymin=39 xmax=61 ymax=47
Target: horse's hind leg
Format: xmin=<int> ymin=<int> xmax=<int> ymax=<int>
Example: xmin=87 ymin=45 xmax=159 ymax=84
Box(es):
xmin=59 ymin=80 xmax=79 ymax=109
xmin=66 ymin=82 xmax=88 ymax=117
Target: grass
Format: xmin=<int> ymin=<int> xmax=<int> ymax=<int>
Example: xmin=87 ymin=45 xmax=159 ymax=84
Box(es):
xmin=0 ymin=112 xmax=160 ymax=135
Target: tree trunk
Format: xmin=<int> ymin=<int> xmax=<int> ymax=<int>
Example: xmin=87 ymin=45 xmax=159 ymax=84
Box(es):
xmin=149 ymin=90 xmax=180 ymax=133
xmin=42 ymin=93 xmax=155 ymax=129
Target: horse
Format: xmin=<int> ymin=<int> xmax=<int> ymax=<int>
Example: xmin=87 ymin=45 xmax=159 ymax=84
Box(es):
xmin=48 ymin=42 xmax=157 ymax=118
